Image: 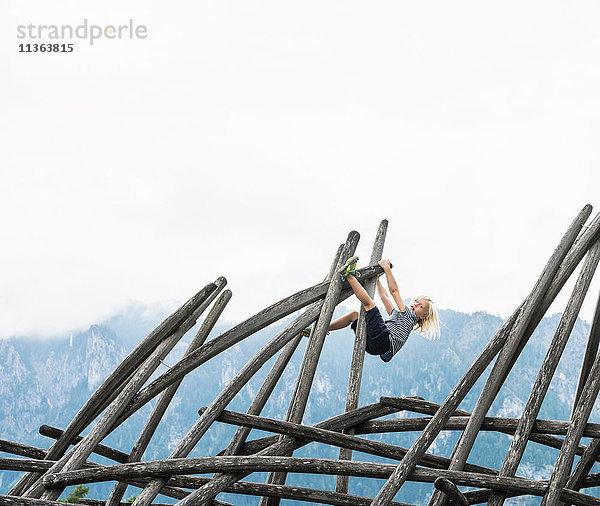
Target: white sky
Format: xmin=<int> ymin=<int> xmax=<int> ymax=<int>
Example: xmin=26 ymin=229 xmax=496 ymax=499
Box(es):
xmin=2 ymin=1 xmax=600 ymax=338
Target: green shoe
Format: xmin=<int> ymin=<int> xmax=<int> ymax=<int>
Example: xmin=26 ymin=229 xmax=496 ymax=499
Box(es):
xmin=301 ymin=326 xmax=330 ymax=338
xmin=339 ymin=256 xmax=360 ymax=281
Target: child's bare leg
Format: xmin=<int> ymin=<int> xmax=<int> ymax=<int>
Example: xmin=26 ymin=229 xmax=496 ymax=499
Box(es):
xmin=347 ymin=274 xmax=376 ymax=311
xmin=328 ymin=311 xmax=359 ymax=331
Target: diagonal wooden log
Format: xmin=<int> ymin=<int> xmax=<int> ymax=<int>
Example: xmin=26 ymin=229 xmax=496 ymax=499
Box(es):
xmin=379 ymin=396 xmax=470 ymax=416
xmin=221 ymin=244 xmax=344 ymax=458
xmin=259 ymin=232 xmax=361 ymax=506
xmin=542 ymin=312 xmax=600 ymax=501
xmin=0 ymin=458 xmax=84 ymax=473
xmin=9 ymin=283 xmax=219 ymax=497
xmin=378 ymin=396 xmax=574 ymax=453
xmin=179 ymin=402 xmax=400 ymax=503
xmin=355 ymin=416 xmax=600 ymax=440
xmin=164 ymin=474 xmax=414 ymax=506
xmin=559 ymin=291 xmax=600 ymax=506
xmin=0 ymin=441 xmax=47 ymax=461
xmin=573 ymin=287 xmax=600 ymax=409
xmin=107 ymin=285 xmax=231 ymax=506
xmin=337 ymin=219 xmax=388 ymax=494
xmin=488 ymin=240 xmax=600 ymax=506
xmin=28 ymin=282 xmax=221 ymax=501
xmin=38 ymin=427 xmax=130 ymax=464
xmin=372 ymin=205 xmax=599 ymax=506
xmin=431 ymin=205 xmax=595 ymax=506
xmin=39 ymin=457 xmax=600 ymax=506
xmin=557 ymin=290 xmax=600 ymax=506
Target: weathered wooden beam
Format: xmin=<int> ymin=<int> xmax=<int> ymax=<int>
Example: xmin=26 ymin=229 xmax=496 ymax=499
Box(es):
xmin=39 ymin=456 xmax=600 ymax=506
xmin=182 ymin=401 xmax=399 ymax=503
xmin=38 ymin=426 xmax=130 ymax=464
xmin=356 ymin=415 xmax=600 ymax=440
xmin=433 ymin=477 xmax=469 ymax=506
xmin=210 ymin=408 xmax=496 ymax=475
xmin=560 ymin=291 xmax=600 ymax=506
xmin=9 ymin=282 xmax=219 ymax=497
xmin=107 ymin=286 xmax=231 ymax=506
xmin=379 ymin=396 xmax=471 ymax=416
xmin=574 ymin=287 xmax=600 ymax=409
xmin=29 ymin=282 xmax=222 ymax=501
xmin=543 ymin=299 xmax=600 ymax=501
xmin=0 ymin=441 xmax=46 ymax=461
xmin=372 ymin=205 xmax=598 ymax=506
xmin=337 ymin=219 xmax=388 ymax=494
xmin=1 ymin=458 xmax=55 ymax=473
xmin=378 ymin=396 xmax=577 ymax=452
xmin=260 ymin=233 xmax=361 ymax=506
xmin=489 ymin=240 xmax=600 ymax=506
xmin=159 ymin=474 xmax=414 ymax=506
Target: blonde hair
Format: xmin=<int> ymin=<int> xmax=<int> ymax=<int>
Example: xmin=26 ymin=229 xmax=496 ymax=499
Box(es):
xmin=412 ymin=295 xmax=440 ymax=340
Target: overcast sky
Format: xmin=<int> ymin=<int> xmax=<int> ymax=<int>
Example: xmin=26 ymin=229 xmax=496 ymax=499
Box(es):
xmin=2 ymin=1 xmax=600 ymax=338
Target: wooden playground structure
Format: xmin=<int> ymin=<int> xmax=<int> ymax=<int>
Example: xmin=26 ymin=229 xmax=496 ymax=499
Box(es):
xmin=2 ymin=205 xmax=600 ymax=505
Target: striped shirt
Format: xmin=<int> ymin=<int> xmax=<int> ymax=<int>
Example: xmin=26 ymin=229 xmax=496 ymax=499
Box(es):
xmin=380 ymin=307 xmax=417 ymax=362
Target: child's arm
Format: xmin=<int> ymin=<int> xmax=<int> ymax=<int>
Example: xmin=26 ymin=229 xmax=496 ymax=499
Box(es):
xmin=378 ymin=259 xmax=406 ymax=312
xmin=377 ymin=278 xmax=394 ymax=316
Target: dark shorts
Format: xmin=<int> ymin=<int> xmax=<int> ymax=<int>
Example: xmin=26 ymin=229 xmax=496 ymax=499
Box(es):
xmin=351 ymin=307 xmax=391 ymax=357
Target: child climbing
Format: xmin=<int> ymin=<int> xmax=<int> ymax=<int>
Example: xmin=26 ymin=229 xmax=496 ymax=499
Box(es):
xmin=328 ymin=257 xmax=440 ymax=362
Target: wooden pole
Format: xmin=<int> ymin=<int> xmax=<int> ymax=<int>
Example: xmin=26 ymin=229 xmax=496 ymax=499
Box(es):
xmin=542 ymin=311 xmax=600 ymax=501
xmin=377 ymin=397 xmax=574 ymax=452
xmin=107 ymin=286 xmax=231 ymax=506
xmin=38 ymin=427 xmax=130 ymax=463
xmin=488 ymin=240 xmax=600 ymax=506
xmin=355 ymin=416 xmax=600 ymax=440
xmin=574 ymin=290 xmax=600 ymax=408
xmin=39 ymin=456 xmax=600 ymax=506
xmin=337 ymin=219 xmax=388 ymax=494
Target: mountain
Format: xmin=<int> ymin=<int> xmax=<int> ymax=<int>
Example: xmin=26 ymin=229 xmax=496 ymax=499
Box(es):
xmin=1 ymin=305 xmax=598 ymax=505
